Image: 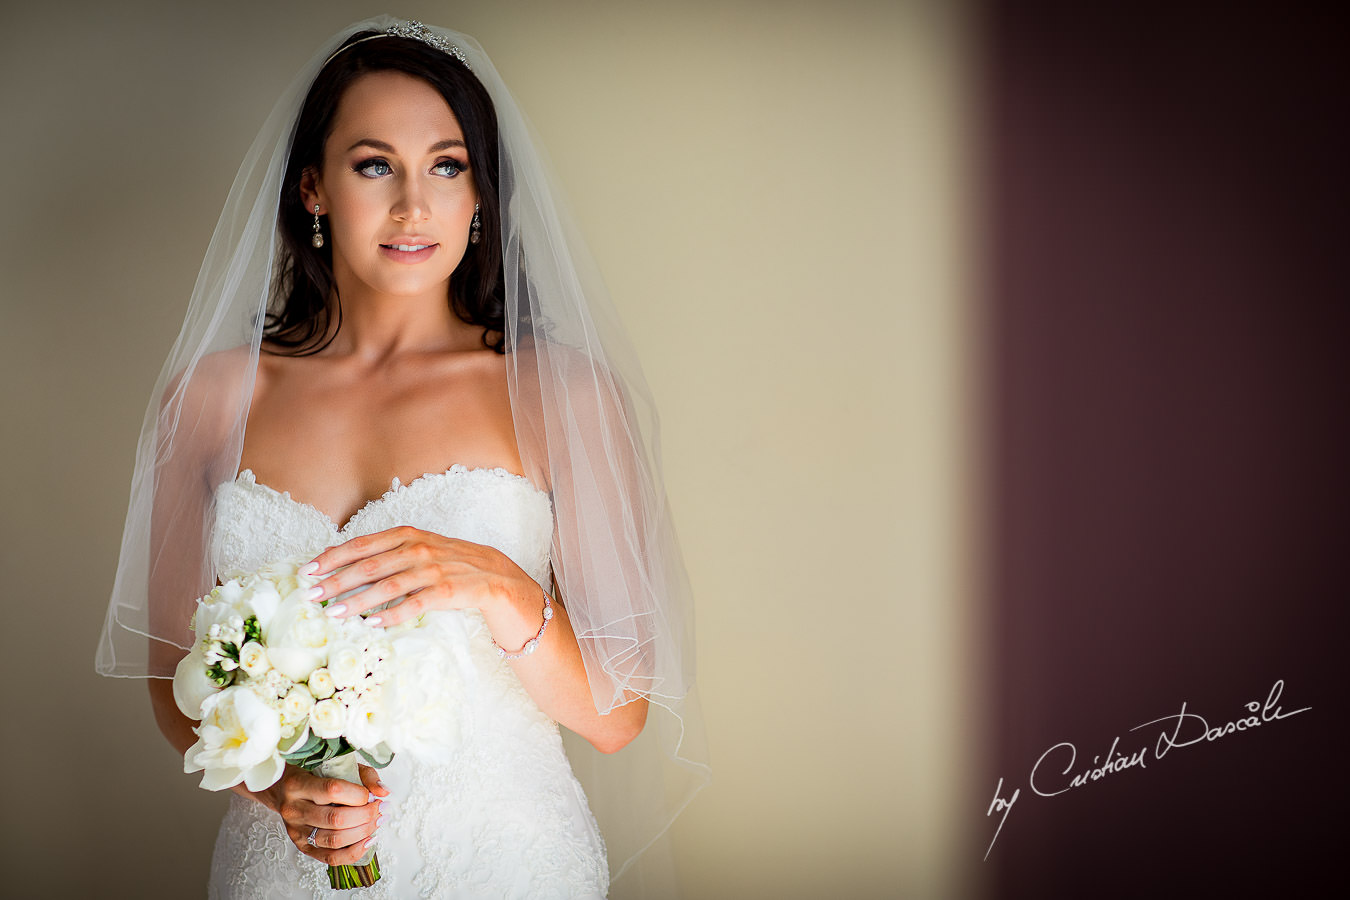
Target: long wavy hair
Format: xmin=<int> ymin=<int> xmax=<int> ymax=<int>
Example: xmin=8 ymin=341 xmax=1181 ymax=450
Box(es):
xmin=266 ymin=32 xmax=505 ymax=354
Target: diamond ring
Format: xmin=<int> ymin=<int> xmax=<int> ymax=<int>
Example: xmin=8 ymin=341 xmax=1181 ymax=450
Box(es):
xmin=307 ymin=826 xmax=320 ymax=847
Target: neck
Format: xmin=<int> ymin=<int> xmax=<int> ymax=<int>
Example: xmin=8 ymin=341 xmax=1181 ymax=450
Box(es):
xmin=322 ymin=271 xmax=481 ymax=361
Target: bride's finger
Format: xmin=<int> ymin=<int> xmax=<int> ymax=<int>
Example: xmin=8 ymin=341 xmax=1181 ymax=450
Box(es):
xmin=305 ymin=526 xmax=426 ymax=579
xmin=283 ymin=796 xmax=380 ymax=832
xmin=299 ymin=818 xmax=381 ymax=853
xmin=278 ymin=768 xmax=377 ymax=810
xmin=319 ymin=558 xmax=453 ymax=619
xmin=288 ymin=820 xmax=380 ymax=865
xmin=368 ymin=581 xmax=462 ymax=627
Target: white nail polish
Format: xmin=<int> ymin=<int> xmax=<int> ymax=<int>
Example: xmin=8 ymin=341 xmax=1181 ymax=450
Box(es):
xmin=300 ymin=561 xmax=320 ymax=575
xmin=305 ymin=586 xmax=323 ymax=601
xmin=365 ymin=616 xmax=382 ymax=627
xmin=324 ymin=603 xmax=346 ymax=617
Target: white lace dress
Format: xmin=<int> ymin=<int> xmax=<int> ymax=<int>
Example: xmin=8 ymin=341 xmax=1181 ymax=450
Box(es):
xmin=206 ymin=466 xmax=609 ymax=899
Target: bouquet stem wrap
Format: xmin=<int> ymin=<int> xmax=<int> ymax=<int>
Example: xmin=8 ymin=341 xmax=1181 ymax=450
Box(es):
xmin=314 ymin=753 xmax=380 ymax=889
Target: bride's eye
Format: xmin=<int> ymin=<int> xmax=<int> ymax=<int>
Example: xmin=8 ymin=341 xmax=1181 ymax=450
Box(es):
xmin=432 ymin=158 xmax=467 ymax=177
xmin=354 ymin=158 xmax=392 ymax=178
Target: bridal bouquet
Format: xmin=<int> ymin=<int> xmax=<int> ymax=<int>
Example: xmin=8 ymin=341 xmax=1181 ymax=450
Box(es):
xmin=173 ymin=558 xmax=464 ymax=889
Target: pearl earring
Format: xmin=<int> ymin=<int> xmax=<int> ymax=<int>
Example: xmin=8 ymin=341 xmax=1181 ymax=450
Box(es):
xmin=311 ymin=205 xmax=324 ymax=248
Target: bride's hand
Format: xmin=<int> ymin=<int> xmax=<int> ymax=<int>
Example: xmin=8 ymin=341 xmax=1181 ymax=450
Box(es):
xmin=265 ymin=762 xmax=387 ymax=864
xmin=302 ymin=526 xmax=540 ymax=631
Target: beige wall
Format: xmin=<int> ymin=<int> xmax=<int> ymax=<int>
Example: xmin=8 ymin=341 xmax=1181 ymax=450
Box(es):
xmin=0 ymin=1 xmax=980 ymax=896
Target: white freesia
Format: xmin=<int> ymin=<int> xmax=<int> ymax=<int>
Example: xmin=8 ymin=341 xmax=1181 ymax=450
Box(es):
xmin=173 ymin=645 xmax=223 ymax=718
xmin=308 ymin=667 xmax=336 ymax=699
xmin=310 ymin=698 xmax=347 ymax=739
xmin=194 ymin=574 xmax=285 ymax=640
xmin=238 ymin=641 xmax=270 ymax=678
xmin=184 ymin=686 xmax=285 ymax=792
xmin=265 ymin=593 xmax=335 ymax=682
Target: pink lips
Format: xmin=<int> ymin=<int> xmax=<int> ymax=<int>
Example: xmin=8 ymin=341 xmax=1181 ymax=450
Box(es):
xmin=378 ymin=242 xmax=438 ymax=264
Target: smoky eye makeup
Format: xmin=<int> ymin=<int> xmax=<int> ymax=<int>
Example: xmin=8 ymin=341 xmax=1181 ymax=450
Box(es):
xmin=353 ymin=157 xmax=393 ymax=178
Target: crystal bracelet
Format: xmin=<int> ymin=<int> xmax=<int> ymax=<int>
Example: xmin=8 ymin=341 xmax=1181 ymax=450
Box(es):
xmin=493 ymin=589 xmax=555 ymax=659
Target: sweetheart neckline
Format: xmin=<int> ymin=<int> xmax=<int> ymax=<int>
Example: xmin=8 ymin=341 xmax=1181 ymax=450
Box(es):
xmin=229 ymin=464 xmax=548 ymax=534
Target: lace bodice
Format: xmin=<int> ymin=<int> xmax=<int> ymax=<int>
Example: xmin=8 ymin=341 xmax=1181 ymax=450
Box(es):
xmin=206 ymin=466 xmax=608 ymax=900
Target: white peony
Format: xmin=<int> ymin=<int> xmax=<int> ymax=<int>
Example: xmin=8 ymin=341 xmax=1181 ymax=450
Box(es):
xmin=172 ymin=645 xmax=223 ymax=719
xmin=310 ymin=698 xmax=348 ymax=739
xmin=183 ymin=686 xmax=285 ymax=792
xmin=343 ymin=685 xmax=387 ymax=752
xmin=264 ymin=593 xmax=335 ymax=682
xmin=380 ymin=629 xmax=463 ymax=762
xmin=238 ymin=641 xmax=271 ymax=679
xmin=254 ymin=558 xmax=316 ymax=603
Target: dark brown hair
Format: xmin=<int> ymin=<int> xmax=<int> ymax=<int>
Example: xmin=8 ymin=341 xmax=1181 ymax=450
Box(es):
xmin=266 ymin=32 xmax=505 ymax=354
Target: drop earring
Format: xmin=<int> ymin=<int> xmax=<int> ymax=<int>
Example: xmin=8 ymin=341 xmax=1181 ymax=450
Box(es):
xmin=469 ymin=203 xmax=481 ymax=245
xmin=311 ymin=205 xmax=324 ymax=248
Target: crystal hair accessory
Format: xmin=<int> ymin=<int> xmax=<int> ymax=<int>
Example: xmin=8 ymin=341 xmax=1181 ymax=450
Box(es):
xmin=321 ymin=20 xmax=472 ymax=70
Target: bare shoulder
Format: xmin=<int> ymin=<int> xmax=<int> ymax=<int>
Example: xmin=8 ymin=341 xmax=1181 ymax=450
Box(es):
xmin=162 ymin=345 xmax=253 ymax=419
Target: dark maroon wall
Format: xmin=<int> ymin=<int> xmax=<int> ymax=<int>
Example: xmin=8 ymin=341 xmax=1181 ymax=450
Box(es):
xmin=983 ymin=4 xmax=1346 ymax=896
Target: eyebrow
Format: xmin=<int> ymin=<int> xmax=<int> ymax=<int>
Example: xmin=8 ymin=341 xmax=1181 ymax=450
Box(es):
xmin=346 ymin=138 xmax=467 ymax=153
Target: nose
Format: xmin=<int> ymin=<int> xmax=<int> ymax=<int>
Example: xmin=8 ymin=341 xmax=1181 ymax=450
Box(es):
xmin=391 ymin=175 xmax=429 ymax=224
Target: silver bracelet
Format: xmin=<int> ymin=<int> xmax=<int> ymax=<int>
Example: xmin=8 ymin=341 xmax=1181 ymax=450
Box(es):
xmin=493 ymin=589 xmax=554 ymax=659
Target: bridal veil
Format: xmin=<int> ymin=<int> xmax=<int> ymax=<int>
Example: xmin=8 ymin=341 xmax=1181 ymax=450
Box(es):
xmin=96 ymin=16 xmax=708 ymax=892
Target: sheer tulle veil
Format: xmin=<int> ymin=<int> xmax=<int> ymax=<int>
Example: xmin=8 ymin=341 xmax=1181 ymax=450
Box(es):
xmin=96 ymin=16 xmax=708 ymax=892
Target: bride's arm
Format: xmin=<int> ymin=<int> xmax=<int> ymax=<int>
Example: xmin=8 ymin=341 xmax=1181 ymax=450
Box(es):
xmin=304 ymin=531 xmax=648 ymax=754
xmin=480 ymin=569 xmax=649 ymax=754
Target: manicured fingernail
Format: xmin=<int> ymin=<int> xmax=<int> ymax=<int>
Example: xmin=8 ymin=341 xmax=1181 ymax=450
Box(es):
xmin=376 ymin=815 xmax=385 ymax=827
xmin=305 ymin=586 xmax=323 ymax=601
xmin=300 ymin=561 xmax=320 ymax=575
xmin=324 ymin=603 xmax=346 ymax=617
xmin=364 ymin=837 xmax=376 ymax=849
xmin=365 ymin=616 xmax=382 ymax=627
xmin=368 ymin=792 xmax=378 ymax=803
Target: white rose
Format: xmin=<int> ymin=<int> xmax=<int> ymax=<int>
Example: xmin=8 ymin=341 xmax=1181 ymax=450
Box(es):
xmin=308 ymin=668 xmax=336 ymax=699
xmin=310 ymin=698 xmax=347 ymax=739
xmin=282 ymin=685 xmax=316 ymax=725
xmin=264 ymin=594 xmax=334 ymax=682
xmin=183 ymin=686 xmax=285 ymax=792
xmin=172 ymin=646 xmax=223 ymax=719
xmin=327 ymin=642 xmax=366 ymax=690
xmin=238 ymin=641 xmax=271 ymax=679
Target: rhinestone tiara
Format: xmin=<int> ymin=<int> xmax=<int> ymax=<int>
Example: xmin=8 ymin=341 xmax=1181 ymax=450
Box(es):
xmin=322 ymin=20 xmax=471 ymax=70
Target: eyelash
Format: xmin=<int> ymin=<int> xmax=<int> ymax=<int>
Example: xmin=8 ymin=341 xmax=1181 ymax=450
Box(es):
xmin=352 ymin=157 xmax=467 ymax=179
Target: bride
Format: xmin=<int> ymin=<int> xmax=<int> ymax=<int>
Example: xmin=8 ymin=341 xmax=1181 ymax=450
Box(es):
xmin=98 ymin=18 xmax=706 ymax=899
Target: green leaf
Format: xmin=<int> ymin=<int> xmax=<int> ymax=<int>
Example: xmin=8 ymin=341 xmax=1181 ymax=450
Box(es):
xmin=357 ymin=746 xmax=394 ymax=769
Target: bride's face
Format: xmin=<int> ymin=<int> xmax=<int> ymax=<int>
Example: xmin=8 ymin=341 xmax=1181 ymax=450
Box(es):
xmin=303 ymin=70 xmax=478 ymax=300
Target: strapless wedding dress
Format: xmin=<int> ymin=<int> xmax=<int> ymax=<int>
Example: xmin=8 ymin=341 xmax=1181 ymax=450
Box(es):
xmin=205 ymin=466 xmax=608 ymax=899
